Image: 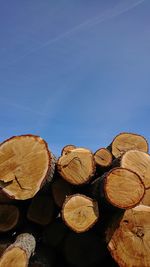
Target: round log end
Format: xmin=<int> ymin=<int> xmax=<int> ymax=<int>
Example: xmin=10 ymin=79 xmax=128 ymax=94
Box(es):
xmin=57 ymin=148 xmax=96 ymax=185
xmin=110 ymin=132 xmax=148 ymax=158
xmin=121 ymin=150 xmax=150 ymax=189
xmin=141 ymin=188 xmax=150 ymax=206
xmin=0 ymin=247 xmax=27 ymax=267
xmin=104 ymin=168 xmax=145 ymax=209
xmin=94 ymin=148 xmax=112 ymax=167
xmin=0 ymin=135 xmax=54 ymax=200
xmin=61 ymin=145 xmax=76 ymax=156
xmin=62 ymin=194 xmax=99 ymax=233
xmin=108 ymin=205 xmax=150 ymax=267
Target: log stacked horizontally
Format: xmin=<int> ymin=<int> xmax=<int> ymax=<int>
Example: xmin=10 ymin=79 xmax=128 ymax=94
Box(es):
xmin=0 ymin=132 xmax=149 ymax=267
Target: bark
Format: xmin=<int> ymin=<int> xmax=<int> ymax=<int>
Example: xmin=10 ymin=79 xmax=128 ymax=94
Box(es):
xmin=91 ymin=167 xmax=145 ymax=209
xmin=108 ymin=132 xmax=148 ymax=158
xmin=62 ymin=194 xmax=99 ymax=233
xmin=108 ymin=205 xmax=150 ymax=267
xmin=0 ymin=135 xmax=56 ymax=200
xmin=27 ymin=193 xmax=54 ymax=225
xmin=0 ymin=204 xmax=19 ymax=233
xmin=0 ymin=233 xmax=36 ymax=267
xmin=57 ymin=147 xmax=96 ymax=185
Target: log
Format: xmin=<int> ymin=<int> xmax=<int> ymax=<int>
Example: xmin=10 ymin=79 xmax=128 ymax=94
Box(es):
xmin=64 ymin=232 xmax=106 ymax=267
xmin=141 ymin=188 xmax=150 ymax=206
xmin=92 ymin=167 xmax=145 ymax=209
xmin=0 ymin=233 xmax=36 ymax=267
xmin=121 ymin=149 xmax=150 ymax=189
xmin=94 ymin=148 xmax=112 ymax=168
xmin=108 ymin=205 xmax=150 ymax=267
xmin=62 ymin=194 xmax=99 ymax=233
xmin=61 ymin=144 xmax=76 ymax=155
xmin=51 ymin=176 xmax=72 ymax=208
xmin=27 ymin=193 xmax=54 ymax=225
xmin=0 ymin=204 xmax=19 ymax=233
xmin=108 ymin=132 xmax=148 ymax=158
xmin=0 ymin=135 xmax=56 ymax=200
xmin=57 ymin=147 xmax=96 ymax=185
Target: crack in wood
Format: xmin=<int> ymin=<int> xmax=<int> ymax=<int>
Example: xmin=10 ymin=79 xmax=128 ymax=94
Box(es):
xmin=63 ymin=157 xmax=83 ymax=169
xmin=15 ymin=176 xmax=30 ymax=191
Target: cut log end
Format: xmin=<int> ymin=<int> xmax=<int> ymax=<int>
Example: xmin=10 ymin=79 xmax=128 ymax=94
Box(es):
xmin=57 ymin=148 xmax=96 ymax=185
xmin=61 ymin=145 xmax=76 ymax=155
xmin=141 ymin=188 xmax=150 ymax=206
xmin=121 ymin=149 xmax=150 ymax=189
xmin=0 ymin=135 xmax=54 ymax=200
xmin=0 ymin=204 xmax=19 ymax=232
xmin=62 ymin=194 xmax=99 ymax=233
xmin=110 ymin=132 xmax=148 ymax=158
xmin=94 ymin=148 xmax=112 ymax=167
xmin=0 ymin=247 xmax=27 ymax=267
xmin=108 ymin=205 xmax=150 ymax=267
xmin=104 ymin=168 xmax=145 ymax=209
xmin=0 ymin=233 xmax=36 ymax=267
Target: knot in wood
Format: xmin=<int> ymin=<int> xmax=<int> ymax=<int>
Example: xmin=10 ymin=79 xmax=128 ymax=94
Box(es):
xmin=133 ymin=227 xmax=144 ymax=238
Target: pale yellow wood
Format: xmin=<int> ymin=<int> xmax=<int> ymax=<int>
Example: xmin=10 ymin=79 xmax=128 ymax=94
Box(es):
xmin=62 ymin=194 xmax=99 ymax=233
xmin=105 ymin=168 xmax=145 ymax=209
xmin=0 ymin=247 xmax=27 ymax=267
xmin=0 ymin=135 xmax=53 ymax=200
xmin=111 ymin=133 xmax=148 ymax=158
xmin=94 ymin=148 xmax=112 ymax=167
xmin=58 ymin=148 xmax=95 ymax=185
xmin=121 ymin=150 xmax=150 ymax=189
xmin=61 ymin=145 xmax=76 ymax=155
xmin=141 ymin=188 xmax=150 ymax=206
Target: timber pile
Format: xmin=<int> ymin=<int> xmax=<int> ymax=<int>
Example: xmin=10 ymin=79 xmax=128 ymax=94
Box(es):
xmin=0 ymin=132 xmax=149 ymax=267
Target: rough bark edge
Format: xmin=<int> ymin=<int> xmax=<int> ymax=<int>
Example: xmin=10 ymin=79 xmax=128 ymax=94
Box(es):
xmin=0 ymin=134 xmax=55 ymax=198
xmin=104 ymin=167 xmax=145 ymax=209
xmin=0 ymin=233 xmax=36 ymax=267
xmin=57 ymin=149 xmax=96 ymax=185
xmin=61 ymin=193 xmax=99 ymax=233
xmin=94 ymin=148 xmax=113 ymax=167
xmin=108 ymin=132 xmax=149 ymax=156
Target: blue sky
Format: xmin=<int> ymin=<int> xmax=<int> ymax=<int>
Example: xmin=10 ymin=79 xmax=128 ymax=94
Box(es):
xmin=0 ymin=0 xmax=150 ymax=155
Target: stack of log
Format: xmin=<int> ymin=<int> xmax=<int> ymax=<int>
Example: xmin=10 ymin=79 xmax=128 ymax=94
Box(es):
xmin=0 ymin=133 xmax=150 ymax=267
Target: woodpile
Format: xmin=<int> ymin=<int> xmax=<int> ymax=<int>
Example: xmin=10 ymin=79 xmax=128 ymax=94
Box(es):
xmin=0 ymin=132 xmax=149 ymax=267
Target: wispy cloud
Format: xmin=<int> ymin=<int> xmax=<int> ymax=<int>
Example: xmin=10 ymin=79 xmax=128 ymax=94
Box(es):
xmin=4 ymin=0 xmax=145 ymax=67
